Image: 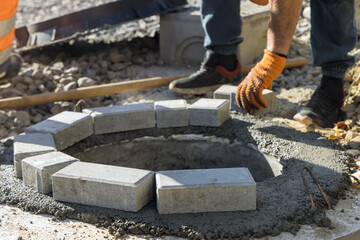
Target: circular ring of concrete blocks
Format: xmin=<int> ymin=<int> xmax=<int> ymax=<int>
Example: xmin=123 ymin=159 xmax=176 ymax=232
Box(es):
xmin=17 ymin=98 xmax=267 ymax=214
xmin=12 ymin=95 xmax=350 ymax=238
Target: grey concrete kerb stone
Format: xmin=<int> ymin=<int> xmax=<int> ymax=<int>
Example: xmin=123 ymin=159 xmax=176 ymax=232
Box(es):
xmin=155 ymin=99 xmax=188 ymax=128
xmin=26 ymin=111 xmax=93 ymax=150
xmin=230 ymin=89 xmax=276 ymax=115
xmin=189 ymin=98 xmax=230 ymax=127
xmin=214 ymin=85 xmax=277 ymax=115
xmin=156 ymin=168 xmax=256 ymax=214
xmin=22 ymin=151 xmax=79 ymax=194
xmin=52 ymin=162 xmax=154 ymax=212
xmin=13 ymin=133 xmax=56 ymax=178
xmin=83 ymin=103 xmax=155 ymax=134
xmin=13 ymin=99 xmax=260 ymax=213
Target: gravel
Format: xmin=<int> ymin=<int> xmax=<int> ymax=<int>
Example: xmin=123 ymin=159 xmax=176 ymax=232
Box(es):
xmin=16 ymin=0 xmax=118 ymax=27
xmin=0 ymin=0 xmax=357 ymax=140
xmin=0 ymin=0 xmax=356 ymax=139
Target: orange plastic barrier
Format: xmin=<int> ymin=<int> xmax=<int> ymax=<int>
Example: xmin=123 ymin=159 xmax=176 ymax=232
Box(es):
xmin=0 ymin=0 xmax=19 ymax=21
xmin=0 ymin=27 xmax=14 ymax=51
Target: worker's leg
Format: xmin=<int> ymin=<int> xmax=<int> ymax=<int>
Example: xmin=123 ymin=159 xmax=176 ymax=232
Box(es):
xmin=201 ymin=0 xmax=242 ymax=55
xmin=312 ymin=0 xmax=356 ymax=78
xmin=294 ymin=0 xmax=357 ymax=127
xmin=0 ymin=0 xmax=22 ymax=81
xmin=169 ymin=0 xmax=242 ymax=94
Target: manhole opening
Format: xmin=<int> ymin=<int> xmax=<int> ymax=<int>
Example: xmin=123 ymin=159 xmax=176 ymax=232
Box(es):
xmin=72 ymin=135 xmax=283 ymax=182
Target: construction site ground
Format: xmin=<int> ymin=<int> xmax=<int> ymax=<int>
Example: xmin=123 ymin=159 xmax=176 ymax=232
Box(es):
xmin=2 ymin=0 xmax=360 ymax=239
xmin=2 ymin=191 xmax=360 ymax=240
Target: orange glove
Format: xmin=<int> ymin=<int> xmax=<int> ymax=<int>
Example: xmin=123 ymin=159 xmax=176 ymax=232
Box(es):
xmin=236 ymin=49 xmax=286 ymax=113
xmin=250 ymin=0 xmax=269 ymax=5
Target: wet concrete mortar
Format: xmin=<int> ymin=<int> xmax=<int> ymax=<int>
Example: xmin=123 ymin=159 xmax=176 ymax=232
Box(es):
xmin=0 ymin=113 xmax=351 ymax=239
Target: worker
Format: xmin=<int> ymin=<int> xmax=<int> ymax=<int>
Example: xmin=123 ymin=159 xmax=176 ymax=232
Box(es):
xmin=0 ymin=0 xmax=22 ymax=81
xmin=169 ymin=0 xmax=357 ymax=128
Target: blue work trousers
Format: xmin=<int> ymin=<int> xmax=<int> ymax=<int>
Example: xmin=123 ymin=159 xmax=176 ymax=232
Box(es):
xmin=201 ymin=0 xmax=357 ymax=78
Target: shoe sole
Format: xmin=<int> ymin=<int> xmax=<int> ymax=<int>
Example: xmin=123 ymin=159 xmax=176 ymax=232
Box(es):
xmin=169 ymin=83 xmax=223 ymax=95
xmin=293 ymin=113 xmax=313 ymax=126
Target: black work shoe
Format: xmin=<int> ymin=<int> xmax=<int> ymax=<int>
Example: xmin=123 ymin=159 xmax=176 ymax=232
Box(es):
xmin=0 ymin=54 xmax=22 ymax=81
xmin=293 ymin=86 xmax=345 ymax=128
xmin=169 ymin=51 xmax=242 ymax=94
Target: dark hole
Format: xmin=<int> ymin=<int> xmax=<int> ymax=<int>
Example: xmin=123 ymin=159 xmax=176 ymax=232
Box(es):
xmin=73 ymin=135 xmax=282 ymax=182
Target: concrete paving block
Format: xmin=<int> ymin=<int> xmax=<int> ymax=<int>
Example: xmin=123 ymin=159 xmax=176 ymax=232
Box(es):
xmin=52 ymin=162 xmax=154 ymax=212
xmin=160 ymin=2 xmax=269 ymax=65
xmin=155 ymin=99 xmax=188 ymax=128
xmin=83 ymin=103 xmax=155 ymax=134
xmin=230 ymin=89 xmax=276 ymax=115
xmin=26 ymin=111 xmax=93 ymax=151
xmin=21 ymin=152 xmax=79 ymax=194
xmin=213 ymin=85 xmax=238 ymax=101
xmin=188 ymin=98 xmax=230 ymax=127
xmin=13 ymin=133 xmax=56 ymax=178
xmin=156 ymin=168 xmax=256 ymax=214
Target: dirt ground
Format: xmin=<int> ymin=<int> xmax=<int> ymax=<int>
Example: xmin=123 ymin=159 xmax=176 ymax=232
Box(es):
xmin=0 ymin=204 xmax=113 ymax=240
xmin=2 ymin=188 xmax=360 ymax=240
xmin=0 ymin=205 xmax=187 ymax=240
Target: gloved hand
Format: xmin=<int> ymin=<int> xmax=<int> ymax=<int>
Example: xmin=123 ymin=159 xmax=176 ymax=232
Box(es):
xmin=250 ymin=0 xmax=269 ymax=5
xmin=236 ymin=49 xmax=286 ymax=113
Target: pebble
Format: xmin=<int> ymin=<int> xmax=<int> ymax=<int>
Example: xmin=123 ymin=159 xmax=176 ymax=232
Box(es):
xmin=0 ymin=111 xmax=9 ymax=124
xmin=22 ymin=66 xmax=35 ymax=77
xmin=51 ymin=104 xmax=62 ymax=115
xmin=0 ymin=127 xmax=8 ymax=138
xmin=45 ymin=81 xmax=57 ymax=91
xmin=32 ymin=114 xmax=43 ymax=123
xmin=13 ymin=111 xmax=31 ymax=127
xmin=345 ymin=131 xmax=359 ymax=142
xmin=32 ymin=67 xmax=44 ymax=79
xmin=38 ymin=84 xmax=47 ymax=93
xmin=22 ymin=76 xmax=34 ymax=85
xmin=53 ymin=62 xmax=64 ymax=69
xmin=63 ymin=82 xmax=77 ymax=91
xmin=77 ymin=77 xmax=96 ymax=87
xmin=109 ymin=52 xmax=127 ymax=63
xmin=50 ymin=67 xmax=63 ymax=75
xmin=106 ymin=71 xmax=116 ymax=80
xmin=15 ymin=82 xmax=28 ymax=91
xmin=64 ymin=67 xmax=79 ymax=74
xmin=59 ymin=77 xmax=74 ymax=85
xmin=112 ymin=63 xmax=127 ymax=71
xmin=348 ymin=136 xmax=360 ymax=149
xmin=3 ymin=138 xmax=13 ymax=147
xmin=61 ymin=101 xmax=75 ymax=111
xmin=302 ymin=6 xmax=311 ymax=19
xmin=346 ymin=149 xmax=360 ymax=157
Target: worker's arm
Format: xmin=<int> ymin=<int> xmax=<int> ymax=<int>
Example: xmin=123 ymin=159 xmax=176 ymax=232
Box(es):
xmin=236 ymin=0 xmax=302 ymax=113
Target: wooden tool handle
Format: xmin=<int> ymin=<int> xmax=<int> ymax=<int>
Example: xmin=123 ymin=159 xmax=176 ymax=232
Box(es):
xmin=241 ymin=57 xmax=307 ymax=74
xmin=0 ymin=57 xmax=307 ymax=110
